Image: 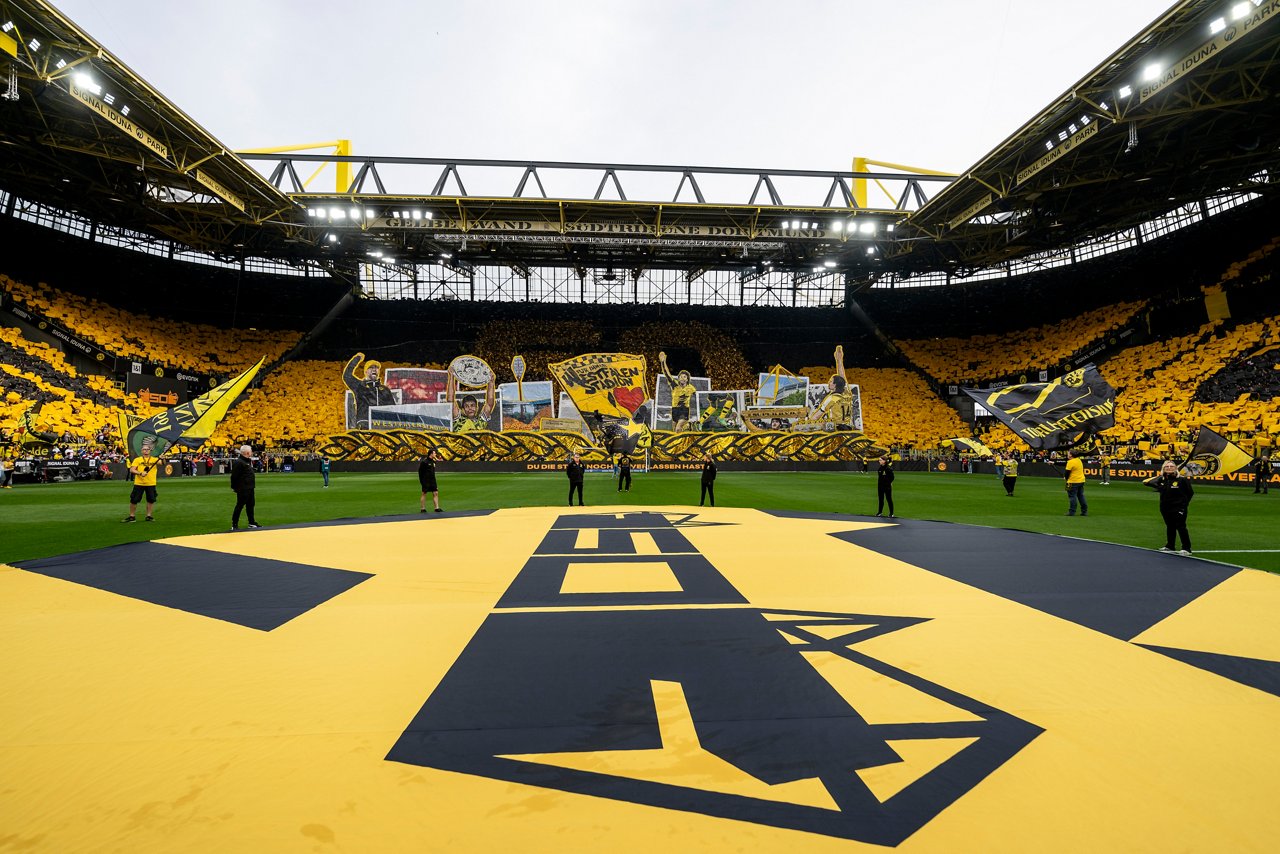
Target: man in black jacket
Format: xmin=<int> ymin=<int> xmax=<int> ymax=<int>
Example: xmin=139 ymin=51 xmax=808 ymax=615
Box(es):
xmin=1254 ymin=454 xmax=1271 ymax=494
xmin=230 ymin=445 xmax=259 ymax=530
xmin=875 ymin=455 xmax=895 ymax=518
xmin=699 ymin=454 xmax=717 ymax=507
xmin=1144 ymin=460 xmax=1193 ymax=554
xmin=566 ymin=453 xmax=585 ymax=506
xmin=617 ymin=455 xmax=632 ymax=493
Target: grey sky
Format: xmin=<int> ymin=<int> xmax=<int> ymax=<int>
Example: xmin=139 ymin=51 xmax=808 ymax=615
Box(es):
xmin=54 ymin=1 xmax=1173 ymax=184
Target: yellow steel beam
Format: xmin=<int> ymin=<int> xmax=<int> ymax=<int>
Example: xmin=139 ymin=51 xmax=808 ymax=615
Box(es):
xmin=237 ymin=140 xmax=352 ymax=193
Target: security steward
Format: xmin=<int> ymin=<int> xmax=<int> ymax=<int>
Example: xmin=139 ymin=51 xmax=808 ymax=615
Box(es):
xmin=875 ymin=455 xmax=895 ymax=517
xmin=566 ymin=452 xmax=585 ymax=506
xmin=699 ymin=454 xmax=717 ymax=507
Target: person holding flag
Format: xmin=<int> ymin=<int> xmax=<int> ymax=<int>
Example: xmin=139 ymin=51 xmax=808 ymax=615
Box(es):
xmin=1002 ymin=456 xmax=1018 ymax=496
xmin=1059 ymin=449 xmax=1088 ymax=516
xmin=123 ymin=441 xmax=160 ymax=523
xmin=1144 ymin=460 xmax=1193 ymax=555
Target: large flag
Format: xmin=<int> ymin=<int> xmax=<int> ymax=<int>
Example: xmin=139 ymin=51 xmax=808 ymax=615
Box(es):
xmin=548 ymin=353 xmax=652 ymax=456
xmin=944 ymin=437 xmax=993 ymax=457
xmin=121 ymin=358 xmax=264 ymax=458
xmin=1181 ymin=426 xmax=1254 ymax=477
xmin=17 ymin=406 xmax=58 ymax=446
xmin=963 ymin=366 xmax=1115 ymax=450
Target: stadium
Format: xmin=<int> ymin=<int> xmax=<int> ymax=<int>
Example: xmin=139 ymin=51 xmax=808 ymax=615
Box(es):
xmin=1 ymin=0 xmax=1279 ymax=850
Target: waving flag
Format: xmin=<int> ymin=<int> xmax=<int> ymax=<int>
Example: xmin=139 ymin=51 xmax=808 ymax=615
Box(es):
xmin=121 ymin=358 xmax=264 ymax=459
xmin=944 ymin=437 xmax=993 ymax=457
xmin=548 ymin=353 xmax=652 ymax=455
xmin=963 ymin=366 xmax=1115 ymax=450
xmin=1181 ymin=426 xmax=1254 ymax=477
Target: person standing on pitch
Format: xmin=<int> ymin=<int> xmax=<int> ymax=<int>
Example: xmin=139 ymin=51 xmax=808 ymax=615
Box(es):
xmin=419 ymin=450 xmax=442 ymax=512
xmin=1144 ymin=460 xmax=1193 ymax=555
xmin=1061 ymin=449 xmax=1088 ymax=516
xmin=1002 ymin=456 xmax=1018 ymax=496
xmin=1099 ymin=450 xmax=1112 ymax=485
xmin=617 ymin=455 xmax=632 ymax=493
xmin=699 ymin=454 xmax=717 ymax=507
xmin=320 ymin=455 xmax=331 ymax=488
xmin=875 ymin=455 xmax=895 ymax=517
xmin=567 ymin=452 xmax=585 ymax=506
xmin=230 ymin=445 xmax=259 ymax=530
xmin=123 ymin=441 xmax=160 ymax=522
xmin=1254 ymin=453 xmax=1271 ymax=494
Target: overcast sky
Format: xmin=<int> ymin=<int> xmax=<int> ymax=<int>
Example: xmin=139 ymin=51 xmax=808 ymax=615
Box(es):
xmin=53 ymin=0 xmax=1173 ymax=197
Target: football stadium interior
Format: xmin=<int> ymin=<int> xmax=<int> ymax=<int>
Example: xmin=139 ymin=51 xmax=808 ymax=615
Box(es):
xmin=2 ymin=0 xmax=1280 ymax=851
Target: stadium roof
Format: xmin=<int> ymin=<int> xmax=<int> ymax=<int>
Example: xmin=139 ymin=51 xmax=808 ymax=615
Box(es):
xmin=0 ymin=0 xmax=1277 ymax=280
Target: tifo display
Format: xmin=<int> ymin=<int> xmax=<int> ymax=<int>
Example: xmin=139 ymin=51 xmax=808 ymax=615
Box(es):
xmin=325 ymin=347 xmax=882 ymax=462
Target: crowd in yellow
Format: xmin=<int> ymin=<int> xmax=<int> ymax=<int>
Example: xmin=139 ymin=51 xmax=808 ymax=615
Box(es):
xmin=895 ymin=300 xmax=1147 ymax=384
xmin=1 ymin=275 xmax=297 ymax=374
xmin=3 ymin=268 xmax=1275 ymax=460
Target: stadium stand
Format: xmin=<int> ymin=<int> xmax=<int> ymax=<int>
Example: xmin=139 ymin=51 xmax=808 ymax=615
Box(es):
xmin=894 ymin=299 xmax=1148 ymax=385
xmin=1 ymin=274 xmax=297 ymax=375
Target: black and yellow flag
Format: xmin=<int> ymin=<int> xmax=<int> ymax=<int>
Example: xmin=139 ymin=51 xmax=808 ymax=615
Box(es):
xmin=121 ymin=358 xmax=264 ymax=458
xmin=944 ymin=437 xmax=993 ymax=457
xmin=963 ymin=366 xmax=1115 ymax=450
xmin=1181 ymin=426 xmax=1253 ymax=477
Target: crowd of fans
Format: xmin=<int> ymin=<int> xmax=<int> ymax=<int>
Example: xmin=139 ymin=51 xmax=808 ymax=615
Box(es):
xmin=2 ymin=274 xmax=298 ymax=374
xmin=0 ymin=328 xmax=159 ymax=444
xmin=895 ymin=299 xmax=1147 ymax=385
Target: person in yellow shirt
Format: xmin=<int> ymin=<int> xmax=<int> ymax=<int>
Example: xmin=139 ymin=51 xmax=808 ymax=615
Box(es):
xmin=1002 ymin=457 xmax=1018 ymax=497
xmin=123 ymin=441 xmax=160 ymax=522
xmin=1061 ymin=449 xmax=1088 ymax=517
xmin=1100 ymin=451 xmax=1112 ymax=485
xmin=659 ymin=351 xmax=696 ymax=432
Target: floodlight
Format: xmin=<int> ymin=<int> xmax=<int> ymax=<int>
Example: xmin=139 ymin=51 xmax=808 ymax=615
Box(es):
xmin=1118 ymin=85 xmax=1132 ymax=98
xmin=1209 ymin=16 xmax=1226 ymax=33
xmin=812 ymin=266 xmax=822 ymax=273
xmin=886 ymin=224 xmax=895 ymax=233
xmin=1231 ymin=2 xmax=1251 ymax=20
xmin=349 ymin=206 xmax=360 ymax=218
xmin=103 ymin=93 xmax=114 ymax=105
xmin=27 ymin=38 xmax=39 ymax=50
xmin=1 ymin=21 xmax=13 ymax=32
xmin=384 ymin=257 xmax=395 ymax=264
xmin=831 ymin=221 xmax=844 ymax=232
xmin=120 ymin=105 xmax=129 ymax=115
xmin=55 ymin=58 xmax=66 ymax=69
xmin=368 ymin=250 xmax=382 ymax=257
xmin=1045 ymin=140 xmax=1055 ymax=150
xmin=365 ymin=209 xmax=376 ymax=219
xmin=1068 ymin=123 xmax=1078 ymax=134
xmin=440 ymin=252 xmax=452 ymax=259
xmin=327 ymin=234 xmax=337 ymax=243
xmin=1080 ymin=114 xmax=1091 ymax=125
xmin=391 ymin=211 xmax=400 ymax=218
xmin=401 ymin=210 xmax=411 ymax=218
xmin=330 ymin=208 xmax=345 ymax=219
xmin=780 ymin=220 xmax=790 ymax=229
xmin=1142 ymin=64 xmax=1162 ymax=81
xmin=411 ymin=210 xmax=422 ymax=220
xmin=74 ymin=72 xmax=91 ymax=87
xmin=425 ymin=211 xmax=434 ymax=219
xmin=1099 ymin=100 xmax=1109 ymax=110
xmin=823 ymin=260 xmax=837 ymax=268
xmin=866 ymin=247 xmax=876 ymax=255
xmin=859 ymin=221 xmax=876 ymax=234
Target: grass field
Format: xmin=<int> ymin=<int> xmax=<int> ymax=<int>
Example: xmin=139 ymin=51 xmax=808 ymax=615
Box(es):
xmin=1 ymin=470 xmax=1277 ymax=570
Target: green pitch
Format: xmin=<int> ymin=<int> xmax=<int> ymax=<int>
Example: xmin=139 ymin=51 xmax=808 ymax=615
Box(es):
xmin=2 ymin=471 xmax=1276 ymax=571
